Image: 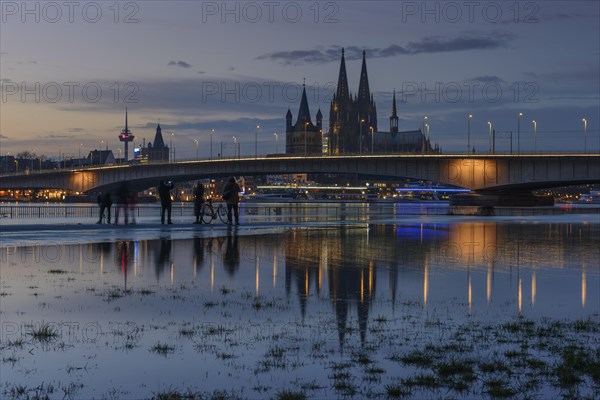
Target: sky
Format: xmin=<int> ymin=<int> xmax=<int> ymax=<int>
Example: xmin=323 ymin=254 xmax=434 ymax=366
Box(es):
xmin=1 ymin=0 xmax=599 ymax=160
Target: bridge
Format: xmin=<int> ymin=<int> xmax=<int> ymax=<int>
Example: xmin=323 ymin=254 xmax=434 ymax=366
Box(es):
xmin=1 ymin=154 xmax=598 ymax=196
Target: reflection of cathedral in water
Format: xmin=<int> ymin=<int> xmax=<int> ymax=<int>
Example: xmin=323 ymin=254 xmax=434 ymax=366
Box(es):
xmin=283 ymin=228 xmax=377 ymax=347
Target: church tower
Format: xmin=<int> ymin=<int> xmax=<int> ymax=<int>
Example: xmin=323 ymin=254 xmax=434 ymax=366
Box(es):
xmin=329 ymin=49 xmax=377 ymax=154
xmin=328 ymin=48 xmax=353 ymax=155
xmin=285 ymin=82 xmax=322 ymax=155
xmin=390 ymin=89 xmax=399 ymax=135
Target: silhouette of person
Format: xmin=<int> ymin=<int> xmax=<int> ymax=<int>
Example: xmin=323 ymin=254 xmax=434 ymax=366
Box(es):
xmin=114 ymin=183 xmax=130 ymax=225
xmin=128 ymin=191 xmax=138 ymax=224
xmin=193 ymin=182 xmax=205 ymax=224
xmin=222 ymin=177 xmax=241 ymax=225
xmin=158 ymin=180 xmax=174 ymax=224
xmin=155 ymin=238 xmax=172 ymax=279
xmin=97 ymin=192 xmax=112 ymax=224
xmin=222 ymin=231 xmax=240 ymax=277
xmin=193 ymin=237 xmax=205 ymax=271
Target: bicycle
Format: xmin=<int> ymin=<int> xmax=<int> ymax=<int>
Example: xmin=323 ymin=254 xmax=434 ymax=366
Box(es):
xmin=200 ymin=200 xmax=229 ymax=224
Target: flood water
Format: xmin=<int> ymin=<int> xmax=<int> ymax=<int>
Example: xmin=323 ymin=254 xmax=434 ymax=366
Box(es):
xmin=1 ymin=218 xmax=599 ymax=399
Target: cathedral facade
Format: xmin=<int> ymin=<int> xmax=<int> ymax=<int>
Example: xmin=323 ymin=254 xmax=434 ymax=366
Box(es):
xmin=284 ymin=49 xmax=436 ymax=156
xmin=327 ymin=49 xmax=435 ymax=155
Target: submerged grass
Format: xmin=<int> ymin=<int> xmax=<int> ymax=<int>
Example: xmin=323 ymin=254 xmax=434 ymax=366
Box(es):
xmin=27 ymin=322 xmax=58 ymax=343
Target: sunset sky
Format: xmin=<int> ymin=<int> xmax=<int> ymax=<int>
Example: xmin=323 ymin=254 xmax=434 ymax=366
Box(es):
xmin=1 ymin=1 xmax=598 ymax=159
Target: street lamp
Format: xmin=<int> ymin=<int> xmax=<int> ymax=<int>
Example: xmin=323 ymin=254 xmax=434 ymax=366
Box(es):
xmin=422 ymin=116 xmax=428 ymax=153
xmin=487 ymin=121 xmax=492 ymax=154
xmin=255 ymin=125 xmax=260 ymax=159
xmin=359 ymin=119 xmax=365 ymax=155
xmin=304 ymin=122 xmax=309 ymax=156
xmin=274 ymin=132 xmax=278 ymax=154
xmin=370 ymin=127 xmax=374 ymax=155
xmin=194 ymin=139 xmax=199 ymax=160
xmin=532 ymin=120 xmax=537 ymax=153
xmin=467 ymin=114 xmax=472 ymax=154
xmin=517 ymin=112 xmax=523 ymax=155
xmin=169 ymin=132 xmax=174 ymax=162
xmin=582 ymin=118 xmax=587 ymax=153
xmin=210 ymin=129 xmax=214 ymax=160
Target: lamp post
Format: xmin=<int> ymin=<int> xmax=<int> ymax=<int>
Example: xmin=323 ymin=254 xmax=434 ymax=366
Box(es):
xmin=255 ymin=125 xmax=260 ymax=159
xmin=370 ymin=126 xmax=374 ymax=154
xmin=233 ymin=136 xmax=237 ymax=158
xmin=425 ymin=123 xmax=430 ymax=153
xmin=210 ymin=129 xmax=214 ymax=160
xmin=582 ymin=118 xmax=587 ymax=153
xmin=532 ymin=120 xmax=537 ymax=153
xmin=170 ymin=132 xmax=174 ymax=162
xmin=194 ymin=139 xmax=199 ymax=160
xmin=467 ymin=114 xmax=472 ymax=154
xmin=359 ymin=119 xmax=365 ymax=155
xmin=422 ymin=116 xmax=428 ymax=154
xmin=274 ymin=132 xmax=278 ymax=154
xmin=487 ymin=121 xmax=492 ymax=154
xmin=304 ymin=122 xmax=308 ymax=156
xmin=517 ymin=112 xmax=523 ymax=155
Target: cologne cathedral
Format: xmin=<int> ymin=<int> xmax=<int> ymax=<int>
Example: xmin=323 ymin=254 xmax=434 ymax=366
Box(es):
xmin=285 ymin=49 xmax=436 ymax=156
xmin=327 ymin=49 xmax=435 ymax=155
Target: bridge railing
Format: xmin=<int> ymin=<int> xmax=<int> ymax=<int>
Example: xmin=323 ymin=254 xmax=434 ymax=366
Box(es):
xmin=0 ymin=202 xmax=450 ymax=222
xmin=1 ymin=202 xmax=596 ymax=222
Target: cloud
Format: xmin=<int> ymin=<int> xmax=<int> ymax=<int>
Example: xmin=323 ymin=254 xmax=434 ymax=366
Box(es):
xmin=468 ymin=75 xmax=506 ymax=83
xmin=39 ymin=134 xmax=74 ymax=139
xmin=257 ymin=33 xmax=514 ymax=65
xmin=168 ymin=60 xmax=192 ymax=69
xmin=198 ymin=71 xmax=206 ymax=74
xmin=0 ymin=134 xmax=10 ymax=139
xmin=67 ymin=128 xmax=86 ymax=133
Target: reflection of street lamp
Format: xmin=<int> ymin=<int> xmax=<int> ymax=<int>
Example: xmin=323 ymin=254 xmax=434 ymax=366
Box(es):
xmin=467 ymin=114 xmax=472 ymax=154
xmin=194 ymin=139 xmax=199 ymax=160
xmin=582 ymin=118 xmax=587 ymax=153
xmin=517 ymin=112 xmax=523 ymax=155
xmin=487 ymin=121 xmax=492 ymax=154
xmin=370 ymin=126 xmax=374 ymax=154
xmin=532 ymin=120 xmax=537 ymax=153
xmin=274 ymin=132 xmax=278 ymax=154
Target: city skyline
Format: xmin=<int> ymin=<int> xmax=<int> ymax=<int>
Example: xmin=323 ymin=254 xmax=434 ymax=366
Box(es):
xmin=1 ymin=1 xmax=599 ymax=159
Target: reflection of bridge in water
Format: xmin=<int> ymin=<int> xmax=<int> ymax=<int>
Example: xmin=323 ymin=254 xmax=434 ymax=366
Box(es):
xmin=1 ymin=154 xmax=598 ymax=198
